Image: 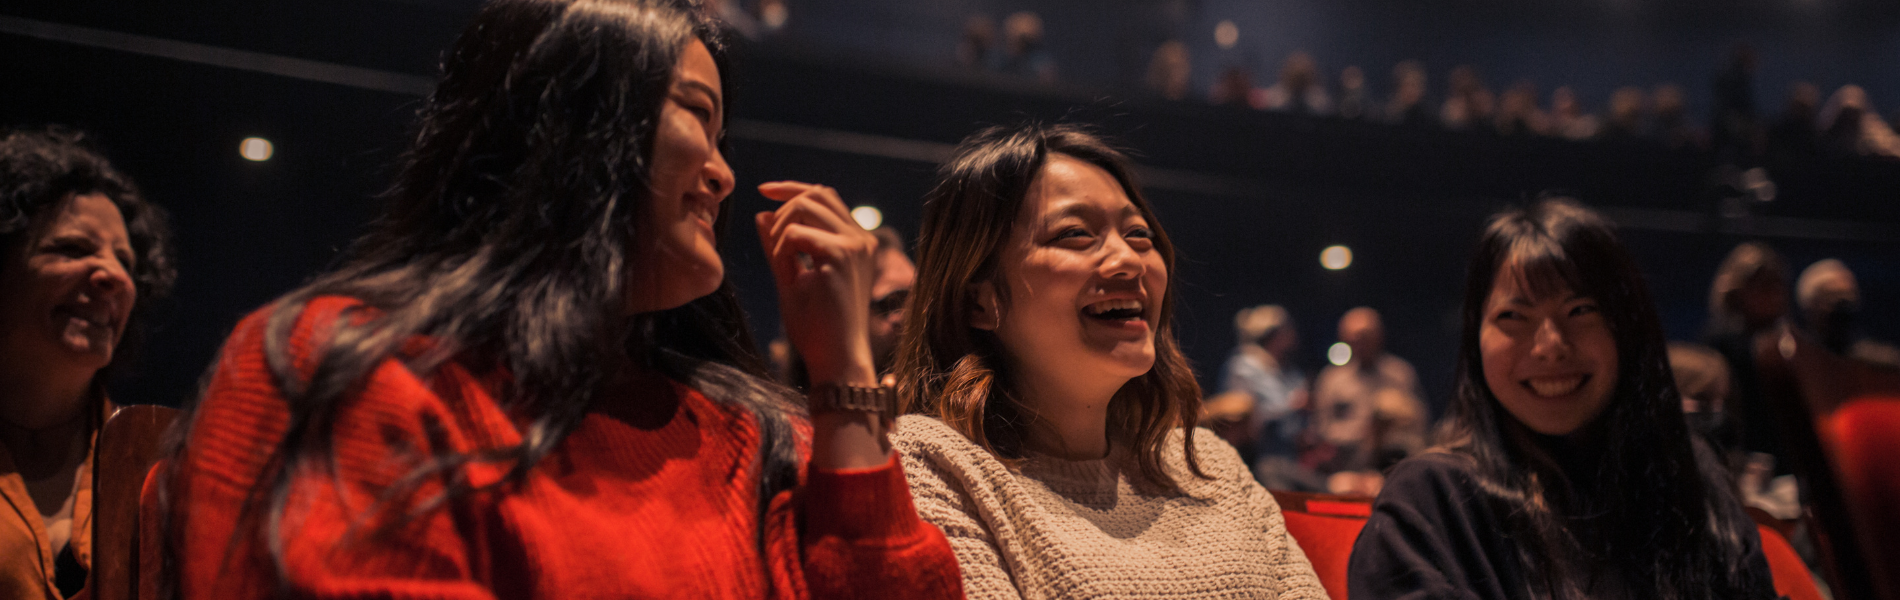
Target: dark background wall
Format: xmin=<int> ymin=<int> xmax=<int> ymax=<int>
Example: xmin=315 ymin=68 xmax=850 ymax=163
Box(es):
xmin=3 ymin=1 xmax=1896 ymax=419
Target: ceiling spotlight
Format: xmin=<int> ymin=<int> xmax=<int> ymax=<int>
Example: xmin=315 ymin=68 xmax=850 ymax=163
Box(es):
xmin=1214 ymin=20 xmax=1239 ymax=49
xmin=1328 ymin=342 xmax=1353 ymax=366
xmin=1321 ymin=245 xmax=1353 ymax=270
xmin=239 ymin=137 xmax=274 ymax=162
xmin=851 ymin=205 xmax=883 ymax=230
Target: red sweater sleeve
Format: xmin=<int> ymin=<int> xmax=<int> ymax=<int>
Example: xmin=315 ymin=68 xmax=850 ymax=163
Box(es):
xmin=170 ymin=299 xmax=501 ymax=600
xmin=798 ymin=454 xmax=964 ymax=599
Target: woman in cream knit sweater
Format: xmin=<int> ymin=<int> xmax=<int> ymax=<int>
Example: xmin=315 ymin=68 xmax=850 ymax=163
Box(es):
xmin=891 ymin=123 xmax=1326 ymax=599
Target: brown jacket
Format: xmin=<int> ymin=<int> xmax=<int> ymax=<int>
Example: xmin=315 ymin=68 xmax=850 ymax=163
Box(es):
xmin=0 ymin=401 xmax=106 ymax=600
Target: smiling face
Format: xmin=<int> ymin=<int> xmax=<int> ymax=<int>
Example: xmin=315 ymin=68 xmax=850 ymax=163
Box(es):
xmin=626 ymin=39 xmax=735 ymax=314
xmin=976 ymin=153 xmax=1167 ymax=385
xmin=1479 ymin=264 xmax=1619 ymax=436
xmin=0 ymin=193 xmax=137 ymax=374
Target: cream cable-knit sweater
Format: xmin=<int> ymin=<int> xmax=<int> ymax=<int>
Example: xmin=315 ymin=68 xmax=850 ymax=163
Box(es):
xmin=894 ymin=415 xmax=1327 ymax=599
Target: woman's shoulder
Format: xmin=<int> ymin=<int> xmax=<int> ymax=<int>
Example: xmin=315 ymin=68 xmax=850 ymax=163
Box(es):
xmin=224 ymin=295 xmax=373 ymax=362
xmin=893 ymin=415 xmax=992 ymax=468
xmin=1162 ymin=427 xmax=1251 ymax=485
xmin=1374 ymin=450 xmax=1489 ymax=514
xmin=891 ymin=415 xmax=1027 ymax=510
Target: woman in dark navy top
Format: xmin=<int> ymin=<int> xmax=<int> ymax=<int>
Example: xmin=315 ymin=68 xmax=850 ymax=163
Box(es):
xmin=1348 ymin=198 xmax=1777 ymax=600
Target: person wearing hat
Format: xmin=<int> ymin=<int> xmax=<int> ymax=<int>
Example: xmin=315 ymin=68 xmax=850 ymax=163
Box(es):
xmin=1205 ymin=304 xmax=1323 ymax=491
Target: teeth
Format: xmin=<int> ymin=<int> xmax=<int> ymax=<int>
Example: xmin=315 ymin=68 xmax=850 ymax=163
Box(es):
xmin=1526 ymin=376 xmax=1585 ymax=397
xmin=1084 ymin=299 xmax=1143 ymax=315
xmin=57 ymin=305 xmax=112 ymax=328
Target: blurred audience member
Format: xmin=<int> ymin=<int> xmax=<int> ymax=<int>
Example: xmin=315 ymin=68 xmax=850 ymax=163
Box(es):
xmin=1767 ymin=82 xmax=1821 ymax=160
xmin=1209 ymin=66 xmax=1254 ymax=108
xmin=866 ymin=226 xmax=915 ymax=382
xmin=1336 ymin=65 xmax=1369 ymax=121
xmin=1441 ymin=65 xmax=1495 ymax=132
xmin=0 ymin=127 xmax=175 ymax=600
xmin=956 ymin=14 xmax=997 ymax=71
xmin=1311 ymin=307 xmax=1426 ymax=495
xmin=1818 ymin=84 xmax=1900 ymax=159
xmin=1144 ymin=40 xmax=1192 ymax=101
xmin=1548 ymin=86 xmax=1600 ymax=141
xmin=1599 ymin=86 xmax=1650 ymax=140
xmin=1797 ymin=259 xmax=1900 ymax=368
xmin=1652 ymin=83 xmax=1704 ymax=150
xmin=1494 ymin=79 xmax=1549 ymax=137
xmin=1703 ymin=242 xmax=1791 ymax=475
xmin=1258 ymin=51 xmax=1331 ymax=115
xmin=1710 ymin=44 xmax=1762 ymax=160
xmin=1670 ymin=341 xmax=1801 ymax=519
xmin=1205 ymin=305 xmax=1323 ymax=491
xmin=1385 ymin=60 xmax=1432 ymax=127
xmin=1670 ymin=343 xmax=1739 ymax=459
xmin=1000 ymin=12 xmax=1056 ymax=83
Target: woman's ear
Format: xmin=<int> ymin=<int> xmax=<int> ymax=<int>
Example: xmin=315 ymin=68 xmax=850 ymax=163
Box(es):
xmin=971 ymin=282 xmax=1000 ymax=331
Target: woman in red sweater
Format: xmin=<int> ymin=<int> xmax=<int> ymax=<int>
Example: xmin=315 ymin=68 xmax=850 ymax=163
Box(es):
xmin=162 ymin=0 xmax=961 ymax=597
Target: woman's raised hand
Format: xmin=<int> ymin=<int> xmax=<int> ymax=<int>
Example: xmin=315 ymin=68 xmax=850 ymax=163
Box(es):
xmin=755 ymin=181 xmax=879 ymax=389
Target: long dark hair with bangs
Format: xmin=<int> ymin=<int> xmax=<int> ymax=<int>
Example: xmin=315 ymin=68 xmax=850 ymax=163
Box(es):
xmin=894 ymin=123 xmax=1208 ymax=494
xmin=1440 ymin=198 xmax=1764 ymax=599
xmin=167 ymin=0 xmax=801 ymax=584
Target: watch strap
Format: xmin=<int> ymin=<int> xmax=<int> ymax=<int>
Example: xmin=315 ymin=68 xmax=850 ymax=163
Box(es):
xmin=808 ymin=382 xmax=896 ymax=417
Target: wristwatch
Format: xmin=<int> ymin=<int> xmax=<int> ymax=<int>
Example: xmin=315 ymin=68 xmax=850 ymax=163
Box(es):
xmin=808 ymin=382 xmax=897 ymax=418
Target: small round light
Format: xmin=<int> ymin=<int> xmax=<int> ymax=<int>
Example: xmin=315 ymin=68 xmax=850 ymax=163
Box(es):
xmin=851 ymin=205 xmax=883 ymax=230
xmin=1328 ymin=342 xmax=1353 ymax=366
xmin=1320 ymin=245 xmax=1353 ymax=270
xmin=239 ymin=137 xmax=274 ymax=162
xmin=760 ymin=0 xmax=788 ymax=30
xmin=1213 ymin=20 xmax=1239 ymax=49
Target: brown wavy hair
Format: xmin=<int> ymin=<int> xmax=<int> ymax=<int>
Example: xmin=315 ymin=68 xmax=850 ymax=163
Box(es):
xmin=894 ymin=123 xmax=1207 ymax=493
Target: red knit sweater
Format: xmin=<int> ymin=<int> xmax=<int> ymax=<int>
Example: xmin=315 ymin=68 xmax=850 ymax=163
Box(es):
xmin=167 ymin=297 xmax=962 ymax=598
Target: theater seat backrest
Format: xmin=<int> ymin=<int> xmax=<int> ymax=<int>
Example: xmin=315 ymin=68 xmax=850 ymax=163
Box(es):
xmin=1272 ymin=491 xmax=1372 ymax=600
xmin=1755 ymin=523 xmax=1823 ymax=600
xmin=1821 ymin=395 xmax=1900 ymax=595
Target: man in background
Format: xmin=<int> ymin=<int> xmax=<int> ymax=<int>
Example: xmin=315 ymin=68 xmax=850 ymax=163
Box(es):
xmin=1797 ymin=259 xmax=1899 ymax=368
xmin=1310 ymin=307 xmax=1427 ymax=495
xmin=1204 ymin=305 xmax=1322 ymax=491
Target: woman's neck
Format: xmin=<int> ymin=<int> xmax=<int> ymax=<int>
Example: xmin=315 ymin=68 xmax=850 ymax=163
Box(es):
xmin=0 ymin=368 xmax=95 ymax=480
xmin=1006 ymin=366 xmax=1123 ymax=461
xmin=0 ymin=358 xmax=94 ymax=430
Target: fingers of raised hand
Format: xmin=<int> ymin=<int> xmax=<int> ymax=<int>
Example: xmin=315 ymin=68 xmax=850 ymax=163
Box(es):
xmin=767 ymin=195 xmax=854 ymax=244
xmin=768 ymin=223 xmax=852 ymax=274
xmin=760 ymin=181 xmax=849 ymax=213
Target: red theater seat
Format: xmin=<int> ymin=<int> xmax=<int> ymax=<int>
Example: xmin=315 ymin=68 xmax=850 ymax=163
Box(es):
xmin=1820 ymin=396 xmax=1900 ymax=597
xmin=1271 ymin=490 xmax=1372 ymax=600
xmin=1753 ymin=521 xmax=1824 ymax=600
xmin=1756 ymin=327 xmax=1900 ymax=600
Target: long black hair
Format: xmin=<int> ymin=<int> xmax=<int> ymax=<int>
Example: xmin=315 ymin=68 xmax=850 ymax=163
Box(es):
xmin=1439 ymin=198 xmax=1763 ymax=599
xmin=168 ymin=0 xmax=800 ymax=585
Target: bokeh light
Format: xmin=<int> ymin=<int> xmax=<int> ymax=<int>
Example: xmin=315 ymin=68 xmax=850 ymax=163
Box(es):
xmin=1328 ymin=342 xmax=1353 ymax=366
xmin=1214 ymin=20 xmax=1239 ymax=49
xmin=1321 ymin=245 xmax=1353 ymax=270
xmin=851 ymin=205 xmax=883 ymax=230
xmin=239 ymin=137 xmax=274 ymax=162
